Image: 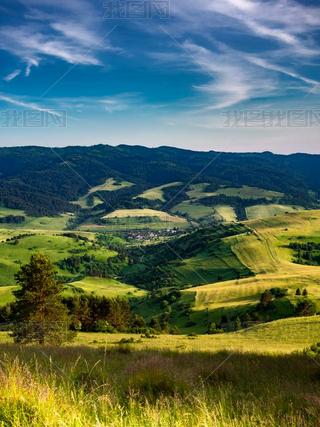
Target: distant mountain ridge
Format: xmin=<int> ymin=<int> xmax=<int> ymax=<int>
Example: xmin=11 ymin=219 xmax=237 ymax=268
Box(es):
xmin=0 ymin=144 xmax=319 ymax=215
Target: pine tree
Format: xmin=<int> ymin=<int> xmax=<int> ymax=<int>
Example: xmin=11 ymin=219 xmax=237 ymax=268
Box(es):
xmin=296 ymin=288 xmax=301 ymax=296
xmin=234 ymin=317 xmax=242 ymax=331
xmin=302 ymin=288 xmax=308 ymax=297
xmin=11 ymin=253 xmax=74 ymax=345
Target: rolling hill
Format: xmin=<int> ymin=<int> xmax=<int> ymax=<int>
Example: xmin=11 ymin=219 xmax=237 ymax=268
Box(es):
xmin=0 ymin=145 xmax=319 ymax=219
xmin=0 ymin=145 xmax=319 ymax=339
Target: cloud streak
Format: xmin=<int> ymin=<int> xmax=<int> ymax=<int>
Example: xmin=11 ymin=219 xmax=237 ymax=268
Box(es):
xmin=0 ymin=93 xmax=63 ymax=116
xmin=181 ymin=42 xmax=276 ymax=109
xmin=3 ymin=70 xmax=21 ymax=82
xmin=0 ymin=0 xmax=112 ymax=74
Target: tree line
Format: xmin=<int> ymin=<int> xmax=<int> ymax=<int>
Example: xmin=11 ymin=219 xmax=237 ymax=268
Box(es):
xmin=0 ymin=253 xmax=145 ymax=345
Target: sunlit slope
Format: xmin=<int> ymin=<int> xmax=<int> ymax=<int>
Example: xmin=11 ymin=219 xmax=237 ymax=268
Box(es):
xmin=231 ymin=210 xmax=320 ymax=275
xmin=186 ymin=210 xmax=320 ymax=313
xmin=71 ymin=316 xmax=320 ymax=354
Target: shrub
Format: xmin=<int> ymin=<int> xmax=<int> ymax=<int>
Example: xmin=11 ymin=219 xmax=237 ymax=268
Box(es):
xmin=295 ymin=299 xmax=317 ymax=317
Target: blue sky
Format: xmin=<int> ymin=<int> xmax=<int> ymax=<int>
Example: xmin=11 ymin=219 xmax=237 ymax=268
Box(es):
xmin=0 ymin=0 xmax=319 ymax=153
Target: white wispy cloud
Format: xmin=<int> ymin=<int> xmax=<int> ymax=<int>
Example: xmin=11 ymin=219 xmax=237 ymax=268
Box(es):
xmin=50 ymin=93 xmax=146 ymax=114
xmin=148 ymin=0 xmax=320 ymax=112
xmin=182 ymin=42 xmax=276 ymax=109
xmin=246 ymin=56 xmax=320 ymax=88
xmin=0 ymin=0 xmax=111 ymax=75
xmin=173 ymin=0 xmax=320 ymax=55
xmin=25 ymin=58 xmax=39 ymax=77
xmin=3 ymin=70 xmax=21 ymax=82
xmin=0 ymin=93 xmax=62 ymax=116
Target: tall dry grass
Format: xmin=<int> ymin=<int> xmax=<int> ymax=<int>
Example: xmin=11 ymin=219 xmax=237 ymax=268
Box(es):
xmin=0 ymin=344 xmax=318 ymax=426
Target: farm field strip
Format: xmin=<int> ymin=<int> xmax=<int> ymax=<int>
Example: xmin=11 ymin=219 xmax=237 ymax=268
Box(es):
xmin=0 ymin=316 xmax=318 ymax=354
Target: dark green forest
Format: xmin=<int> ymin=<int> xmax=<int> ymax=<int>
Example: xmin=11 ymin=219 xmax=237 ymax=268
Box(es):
xmin=0 ymin=145 xmax=319 ymax=215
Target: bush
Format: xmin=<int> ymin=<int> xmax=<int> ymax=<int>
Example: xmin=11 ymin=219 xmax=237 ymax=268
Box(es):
xmin=295 ymin=299 xmax=317 ymax=317
xmin=92 ymin=320 xmax=115 ymax=333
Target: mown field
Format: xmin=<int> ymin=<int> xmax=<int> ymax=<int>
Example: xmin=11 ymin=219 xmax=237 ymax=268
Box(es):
xmin=167 ymin=210 xmax=320 ymax=330
xmin=104 ymin=208 xmax=187 ymax=223
xmin=213 ymin=185 xmax=283 ymax=200
xmin=245 ymin=204 xmax=302 ymax=220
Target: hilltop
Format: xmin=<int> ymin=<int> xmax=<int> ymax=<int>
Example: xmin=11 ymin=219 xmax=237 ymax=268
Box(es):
xmin=0 ymin=145 xmax=319 ymax=218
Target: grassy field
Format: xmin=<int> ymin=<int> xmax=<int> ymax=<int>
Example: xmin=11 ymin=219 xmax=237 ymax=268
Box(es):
xmin=0 ymin=278 xmax=146 ymax=306
xmin=0 ymin=315 xmax=319 ymax=353
xmin=88 ymin=177 xmax=133 ymax=193
xmin=214 ymin=205 xmax=237 ymax=222
xmin=213 ymin=186 xmax=283 ymax=200
xmin=0 ymin=206 xmax=72 ymax=230
xmin=0 ymin=340 xmax=318 ymax=426
xmin=104 ymin=209 xmax=188 ymax=224
xmin=170 ymin=210 xmax=320 ymax=328
xmin=72 ymin=195 xmax=103 ymax=209
xmin=0 ymin=207 xmax=25 ymax=217
xmin=73 ymin=178 xmax=133 ymax=209
xmin=0 ymin=209 xmax=319 ymax=425
xmin=73 ymin=316 xmax=320 ymax=353
xmin=135 ymin=182 xmax=181 ymax=201
xmin=0 ymin=316 xmax=319 ymax=425
xmin=171 ymin=202 xmax=237 ymax=223
xmin=166 ymin=243 xmax=251 ymax=288
xmin=246 ymin=204 xmax=302 ymax=220
xmin=0 ymin=234 xmax=116 ymax=285
xmin=0 ymin=285 xmax=16 ymax=305
xmin=186 ymin=183 xmax=216 ymax=199
xmin=79 ymin=221 xmax=188 ymax=232
xmin=172 ymin=201 xmax=216 ymax=220
xmin=68 ymin=277 xmax=146 ymax=298
xmin=185 ymin=273 xmax=320 ymax=322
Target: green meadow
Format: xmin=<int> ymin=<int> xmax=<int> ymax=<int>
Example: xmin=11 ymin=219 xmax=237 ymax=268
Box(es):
xmin=68 ymin=277 xmax=146 ymax=299
xmin=0 ymin=206 xmax=320 ymax=425
xmin=0 ymin=336 xmax=318 ymax=426
xmin=0 ymin=233 xmax=116 ymax=285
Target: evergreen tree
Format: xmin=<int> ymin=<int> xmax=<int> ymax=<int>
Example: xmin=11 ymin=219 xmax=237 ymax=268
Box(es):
xmin=234 ymin=317 xmax=242 ymax=331
xmin=296 ymin=288 xmax=301 ymax=296
xmin=258 ymin=290 xmax=273 ymax=310
xmin=11 ymin=253 xmax=73 ymax=345
xmin=302 ymin=288 xmax=308 ymax=297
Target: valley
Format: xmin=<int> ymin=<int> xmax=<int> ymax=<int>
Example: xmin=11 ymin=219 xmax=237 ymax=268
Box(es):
xmin=0 ymin=146 xmax=319 ymax=427
xmin=0 ymin=149 xmax=319 ymax=338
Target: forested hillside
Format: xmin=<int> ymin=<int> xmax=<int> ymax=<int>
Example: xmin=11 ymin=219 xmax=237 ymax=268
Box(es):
xmin=0 ymin=145 xmax=319 ymax=215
